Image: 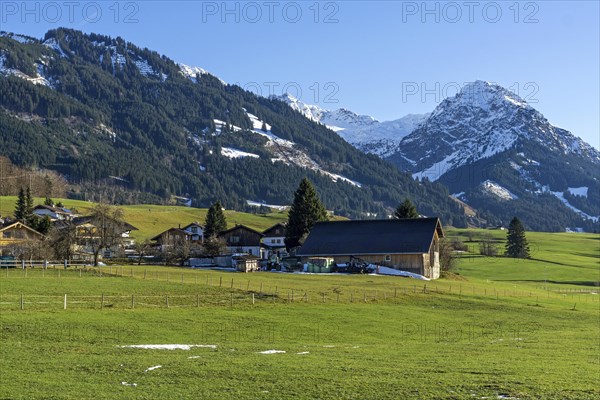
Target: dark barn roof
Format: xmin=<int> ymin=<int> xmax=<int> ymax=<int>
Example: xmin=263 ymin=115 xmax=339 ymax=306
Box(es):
xmin=297 ymin=218 xmax=444 ymax=256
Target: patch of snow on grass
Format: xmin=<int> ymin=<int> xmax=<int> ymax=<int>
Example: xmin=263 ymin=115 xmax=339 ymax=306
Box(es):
xmin=258 ymin=350 xmax=286 ymax=354
xmin=121 ymin=382 xmax=137 ymax=387
xmin=118 ymin=344 xmax=217 ymax=350
xmin=145 ymin=365 xmax=162 ymax=372
xmin=371 ymin=266 xmax=430 ymax=280
xmin=296 ymin=351 xmax=310 ymax=355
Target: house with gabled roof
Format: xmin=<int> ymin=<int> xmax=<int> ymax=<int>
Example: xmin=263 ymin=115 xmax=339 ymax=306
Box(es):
xmin=261 ymin=222 xmax=287 ymax=259
xmin=219 ymin=225 xmax=264 ymax=257
xmin=0 ymin=221 xmax=45 ymax=256
xmin=33 ymin=205 xmax=77 ymax=221
xmin=296 ymin=218 xmax=445 ymax=279
xmin=181 ymin=222 xmax=204 ymax=242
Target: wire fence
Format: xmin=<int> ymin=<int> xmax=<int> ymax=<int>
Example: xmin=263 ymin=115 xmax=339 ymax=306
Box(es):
xmin=1 ymin=265 xmax=598 ymax=311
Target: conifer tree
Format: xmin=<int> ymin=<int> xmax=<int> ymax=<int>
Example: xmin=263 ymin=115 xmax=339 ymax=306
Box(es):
xmin=394 ymin=198 xmax=419 ymax=219
xmin=25 ymin=186 xmax=34 ymax=218
xmin=14 ymin=188 xmax=26 ymax=221
xmin=204 ymin=201 xmax=227 ymax=237
xmin=505 ymin=217 xmax=530 ymax=258
xmin=285 ymin=178 xmax=328 ymax=250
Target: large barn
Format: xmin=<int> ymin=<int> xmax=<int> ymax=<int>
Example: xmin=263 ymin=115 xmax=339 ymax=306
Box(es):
xmin=296 ymin=218 xmax=444 ymax=279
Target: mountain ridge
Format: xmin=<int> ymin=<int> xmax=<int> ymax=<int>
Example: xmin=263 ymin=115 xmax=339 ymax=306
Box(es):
xmin=0 ymin=28 xmax=468 ymax=226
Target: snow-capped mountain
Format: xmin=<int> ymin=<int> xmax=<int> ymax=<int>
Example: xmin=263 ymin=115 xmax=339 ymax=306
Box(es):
xmin=271 ymin=93 xmax=427 ymax=157
xmin=274 ymin=82 xmax=599 ymax=230
xmin=394 ymin=80 xmax=600 ymax=180
xmin=387 ymin=80 xmax=600 ymax=230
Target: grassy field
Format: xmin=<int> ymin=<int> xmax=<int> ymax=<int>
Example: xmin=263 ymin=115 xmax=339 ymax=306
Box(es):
xmin=0 ymin=196 xmax=288 ymax=240
xmin=1 ymin=229 xmax=598 ymax=399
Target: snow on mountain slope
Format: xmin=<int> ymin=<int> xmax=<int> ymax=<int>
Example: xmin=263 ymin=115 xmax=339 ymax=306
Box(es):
xmin=549 ymin=191 xmax=598 ymax=222
xmin=221 ymin=147 xmax=259 ymax=159
xmin=0 ymin=53 xmax=54 ymax=87
xmin=271 ymin=93 xmax=427 ymax=157
xmin=243 ymin=109 xmax=361 ymax=187
xmin=398 ymin=80 xmax=600 ymax=181
xmin=0 ymin=31 xmax=36 ymax=44
xmin=480 ymin=180 xmax=518 ymax=201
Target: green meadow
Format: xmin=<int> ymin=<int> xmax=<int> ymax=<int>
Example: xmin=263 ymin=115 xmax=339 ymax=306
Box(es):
xmin=1 ymin=227 xmax=599 ymax=399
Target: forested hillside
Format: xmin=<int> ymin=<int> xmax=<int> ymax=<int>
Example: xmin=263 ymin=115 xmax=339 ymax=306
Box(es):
xmin=0 ymin=29 xmax=467 ymax=225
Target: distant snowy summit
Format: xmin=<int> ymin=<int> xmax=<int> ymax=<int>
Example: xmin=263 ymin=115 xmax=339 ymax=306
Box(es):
xmin=271 ymin=93 xmax=428 ymax=157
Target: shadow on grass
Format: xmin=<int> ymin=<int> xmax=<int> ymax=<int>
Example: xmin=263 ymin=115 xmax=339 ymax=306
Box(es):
xmin=497 ymin=279 xmax=600 ymax=287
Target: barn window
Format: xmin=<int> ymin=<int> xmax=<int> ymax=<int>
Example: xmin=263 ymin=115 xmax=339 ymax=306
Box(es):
xmin=230 ymin=236 xmax=240 ymax=243
xmin=384 ymin=255 xmax=391 ymax=262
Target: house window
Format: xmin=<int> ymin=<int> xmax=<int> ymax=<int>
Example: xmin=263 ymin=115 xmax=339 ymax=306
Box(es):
xmin=248 ymin=249 xmax=253 ymax=255
xmin=230 ymin=236 xmax=240 ymax=243
xmin=384 ymin=255 xmax=392 ymax=262
xmin=191 ymin=227 xmax=197 ymax=233
xmin=276 ymin=239 xmax=281 ymax=244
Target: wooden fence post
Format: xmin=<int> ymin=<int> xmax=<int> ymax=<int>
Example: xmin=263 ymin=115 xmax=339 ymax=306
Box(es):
xmin=252 ymin=293 xmax=255 ymax=305
xmin=196 ymin=294 xmax=200 ymax=307
xmin=231 ymin=278 xmax=234 ymax=289
xmin=101 ymin=293 xmax=104 ymax=309
xmin=63 ymin=294 xmax=67 ymax=310
xmin=20 ymin=293 xmax=24 ymax=310
xmin=230 ymin=292 xmax=234 ymax=307
xmin=131 ymin=294 xmax=135 ymax=309
xmin=144 ymin=270 xmax=147 ymax=279
xmin=219 ymin=276 xmax=222 ymax=287
xmin=166 ymin=295 xmax=169 ymax=308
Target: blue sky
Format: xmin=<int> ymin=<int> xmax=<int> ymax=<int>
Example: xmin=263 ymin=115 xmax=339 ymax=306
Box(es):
xmin=3 ymin=1 xmax=599 ymax=148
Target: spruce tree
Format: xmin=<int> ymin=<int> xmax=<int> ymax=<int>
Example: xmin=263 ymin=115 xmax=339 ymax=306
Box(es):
xmin=25 ymin=186 xmax=34 ymax=217
xmin=285 ymin=178 xmax=328 ymax=250
xmin=394 ymin=198 xmax=419 ymax=219
xmin=25 ymin=186 xmax=35 ymax=225
xmin=14 ymin=187 xmax=26 ymax=221
xmin=505 ymin=217 xmax=530 ymax=258
xmin=204 ymin=201 xmax=227 ymax=237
